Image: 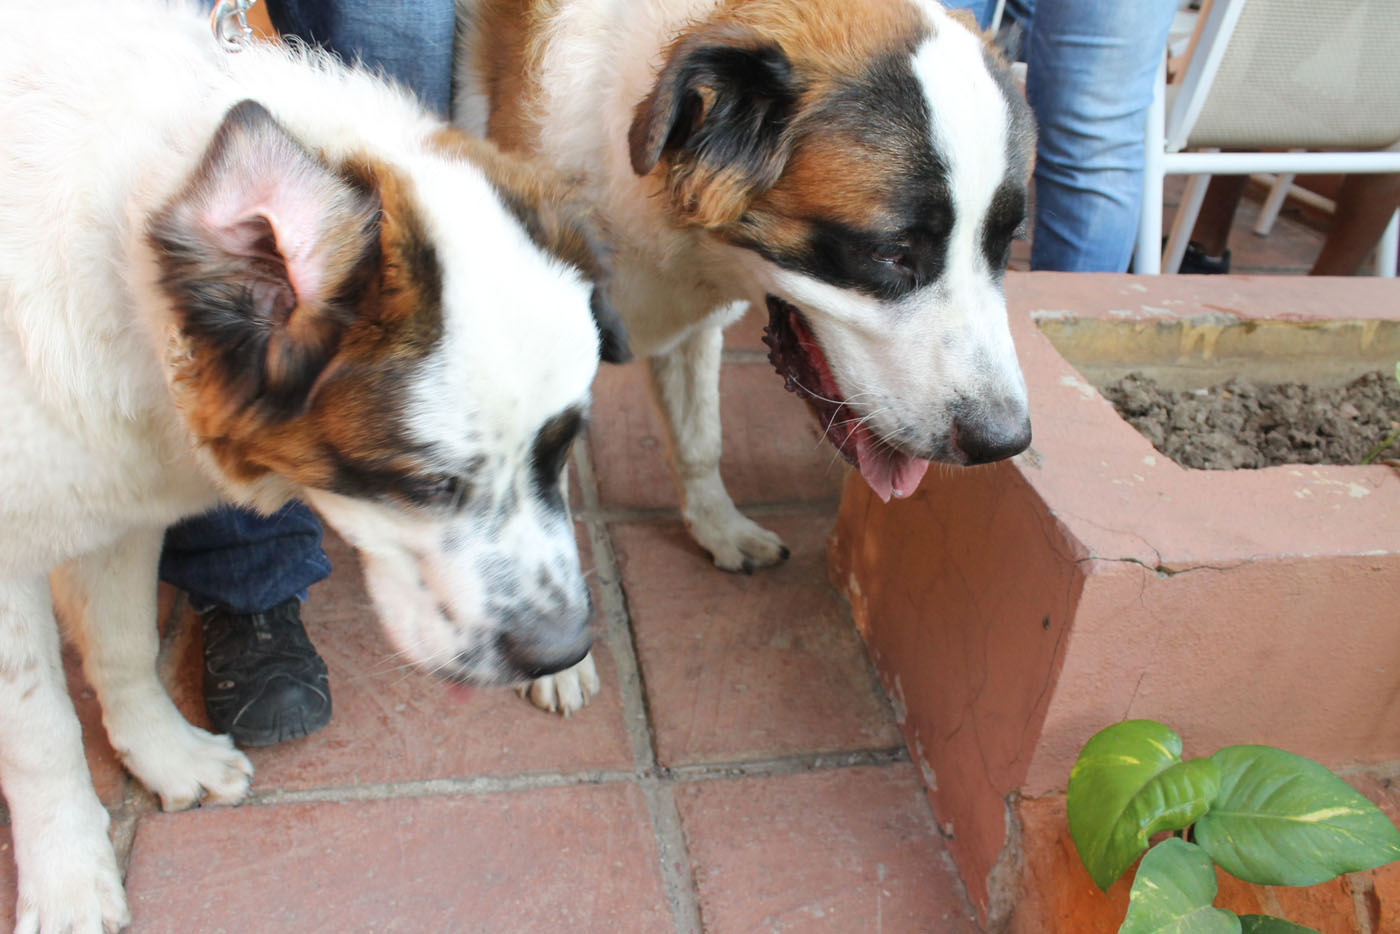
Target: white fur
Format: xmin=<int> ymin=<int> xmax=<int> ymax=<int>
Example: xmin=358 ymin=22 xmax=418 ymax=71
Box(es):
xmin=1 ymin=2 xmax=603 ymax=929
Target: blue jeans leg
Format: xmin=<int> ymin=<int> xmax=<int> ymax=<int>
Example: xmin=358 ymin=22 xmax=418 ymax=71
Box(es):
xmin=938 ymin=0 xmax=1033 ymax=37
xmin=941 ymin=0 xmax=996 ymax=29
xmin=267 ymin=0 xmax=456 ymax=118
xmin=1025 ymin=0 xmax=1177 ymax=272
xmin=160 ymin=503 xmax=331 ymax=614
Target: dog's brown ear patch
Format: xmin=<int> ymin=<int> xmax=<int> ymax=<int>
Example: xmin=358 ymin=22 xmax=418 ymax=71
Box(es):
xmin=628 ymin=24 xmax=797 ymax=228
xmin=433 ymin=130 xmax=631 ymax=362
xmin=149 ymin=99 xmax=382 ymax=419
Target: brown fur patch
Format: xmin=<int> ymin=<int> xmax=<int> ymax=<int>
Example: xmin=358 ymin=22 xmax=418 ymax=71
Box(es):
xmin=466 ymin=0 xmax=560 ymax=154
xmin=179 ymin=156 xmax=445 ymax=492
xmin=710 ymin=0 xmax=929 ymax=92
xmin=625 ymin=0 xmax=933 ymax=229
xmin=765 ymin=132 xmax=911 ymax=232
xmin=709 ymin=122 xmax=911 ymax=262
xmin=472 ymin=0 xmax=933 ymax=233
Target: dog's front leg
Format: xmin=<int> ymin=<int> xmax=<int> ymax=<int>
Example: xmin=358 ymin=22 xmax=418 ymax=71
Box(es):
xmin=52 ymin=528 xmax=252 ymax=813
xmin=649 ymin=324 xmax=789 ymax=572
xmin=0 ymin=574 xmax=129 ymax=934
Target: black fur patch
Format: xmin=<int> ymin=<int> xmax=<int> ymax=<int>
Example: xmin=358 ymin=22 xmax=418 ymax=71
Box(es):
xmin=629 ymin=28 xmax=797 ymax=179
xmin=981 ymin=183 xmax=1026 ymax=275
xmin=979 ymin=44 xmax=1036 ymax=275
xmin=529 ymin=407 xmax=584 ymax=510
xmin=740 ymin=54 xmax=953 ymax=299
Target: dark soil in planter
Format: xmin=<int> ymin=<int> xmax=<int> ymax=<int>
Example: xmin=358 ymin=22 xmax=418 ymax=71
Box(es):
xmin=1101 ymin=370 xmax=1400 ymax=470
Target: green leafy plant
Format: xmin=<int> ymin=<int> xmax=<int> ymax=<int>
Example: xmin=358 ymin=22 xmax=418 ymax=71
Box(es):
xmin=1068 ymin=720 xmax=1400 ymax=933
xmin=1360 ymin=360 xmax=1400 ymax=465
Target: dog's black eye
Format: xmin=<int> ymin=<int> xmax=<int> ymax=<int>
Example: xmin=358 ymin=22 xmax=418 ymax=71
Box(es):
xmin=407 ymin=474 xmax=462 ymax=507
xmin=869 ymin=243 xmax=911 ymax=270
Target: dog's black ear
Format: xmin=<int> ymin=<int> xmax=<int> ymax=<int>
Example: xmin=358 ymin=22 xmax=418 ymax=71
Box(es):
xmin=628 ymin=25 xmax=797 ymax=227
xmin=433 ymin=129 xmax=632 ymax=363
xmin=588 ymin=286 xmax=631 ymax=365
xmin=148 ymin=99 xmax=382 ymax=416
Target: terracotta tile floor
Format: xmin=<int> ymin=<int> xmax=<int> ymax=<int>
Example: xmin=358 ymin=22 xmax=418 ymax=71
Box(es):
xmin=0 ymin=183 xmax=1339 ymax=932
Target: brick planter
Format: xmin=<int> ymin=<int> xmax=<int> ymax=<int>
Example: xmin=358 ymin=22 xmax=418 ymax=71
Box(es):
xmin=829 ymin=273 xmax=1400 ymax=929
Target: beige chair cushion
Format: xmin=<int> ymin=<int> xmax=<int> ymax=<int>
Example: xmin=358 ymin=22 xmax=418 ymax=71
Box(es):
xmin=1187 ymin=0 xmax=1400 ymax=151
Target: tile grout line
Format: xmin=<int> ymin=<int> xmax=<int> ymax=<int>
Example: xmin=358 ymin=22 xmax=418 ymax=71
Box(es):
xmin=229 ymin=746 xmax=911 ymax=808
xmin=250 ymin=770 xmax=641 ymax=805
xmin=111 ymin=782 xmax=155 ymax=885
xmin=572 ymin=442 xmax=659 ymax=771
xmin=666 ymin=746 xmax=908 ymax=783
xmin=574 ymin=441 xmax=706 ymax=934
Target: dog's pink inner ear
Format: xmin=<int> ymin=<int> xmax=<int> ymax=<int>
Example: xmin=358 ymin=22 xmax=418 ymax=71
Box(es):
xmin=153 ymin=99 xmax=382 ymax=415
xmin=190 ymin=101 xmax=378 ymax=310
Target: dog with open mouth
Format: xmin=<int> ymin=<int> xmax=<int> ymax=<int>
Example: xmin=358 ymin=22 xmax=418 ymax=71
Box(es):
xmin=456 ymin=0 xmax=1035 ymax=712
xmin=0 ymin=1 xmax=628 ymax=929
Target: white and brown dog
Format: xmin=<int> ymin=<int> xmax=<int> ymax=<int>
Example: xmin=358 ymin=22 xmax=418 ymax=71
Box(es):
xmin=456 ymin=0 xmax=1036 ymax=711
xmin=0 ymin=1 xmax=627 ymax=930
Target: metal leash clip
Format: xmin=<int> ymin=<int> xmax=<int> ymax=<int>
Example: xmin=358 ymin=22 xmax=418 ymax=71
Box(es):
xmin=211 ymin=0 xmax=258 ymax=52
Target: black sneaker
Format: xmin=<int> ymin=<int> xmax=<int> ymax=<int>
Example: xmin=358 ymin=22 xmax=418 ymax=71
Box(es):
xmin=200 ymin=597 xmax=332 ymax=747
xmin=1178 ymin=241 xmax=1232 ymax=275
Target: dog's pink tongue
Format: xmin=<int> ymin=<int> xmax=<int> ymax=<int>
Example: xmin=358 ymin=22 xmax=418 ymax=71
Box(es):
xmin=854 ymin=430 xmax=931 ymax=503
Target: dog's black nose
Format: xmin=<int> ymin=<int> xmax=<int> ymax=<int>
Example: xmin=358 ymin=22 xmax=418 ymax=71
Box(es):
xmin=952 ymin=402 xmax=1032 ymax=465
xmin=497 ymin=628 xmax=593 ymax=680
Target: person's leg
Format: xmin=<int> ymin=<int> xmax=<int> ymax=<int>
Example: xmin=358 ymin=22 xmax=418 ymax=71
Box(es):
xmin=1177 ymin=174 xmax=1249 ymax=273
xmin=1312 ymin=174 xmax=1400 ymax=275
xmin=161 ymin=503 xmax=333 ymax=746
xmin=160 ymin=503 xmax=330 ymax=614
xmin=939 ymin=0 xmax=1031 ymax=58
xmin=267 ymin=0 xmax=455 ymax=118
xmin=940 ymin=0 xmax=996 ymax=30
xmin=1188 ymin=175 xmax=1250 ymax=258
xmin=1024 ymin=0 xmax=1177 ymax=272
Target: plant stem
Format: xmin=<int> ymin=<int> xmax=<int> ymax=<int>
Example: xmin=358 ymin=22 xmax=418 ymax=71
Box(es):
xmin=1363 ymin=426 xmax=1400 ymax=465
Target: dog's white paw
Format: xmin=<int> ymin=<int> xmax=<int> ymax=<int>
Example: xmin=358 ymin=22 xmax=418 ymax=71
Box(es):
xmin=684 ymin=504 xmax=789 ymax=573
xmin=113 ymin=712 xmax=253 ymax=812
xmin=518 ymin=652 xmax=600 ymax=716
xmin=13 ymin=798 xmax=129 ymax=934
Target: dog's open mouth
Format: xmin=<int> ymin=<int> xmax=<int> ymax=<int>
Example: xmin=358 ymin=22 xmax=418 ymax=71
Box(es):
xmin=762 ymin=295 xmax=930 ymax=503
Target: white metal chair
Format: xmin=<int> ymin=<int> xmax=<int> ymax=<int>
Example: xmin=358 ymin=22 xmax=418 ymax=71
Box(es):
xmin=1135 ymin=0 xmax=1400 ymax=276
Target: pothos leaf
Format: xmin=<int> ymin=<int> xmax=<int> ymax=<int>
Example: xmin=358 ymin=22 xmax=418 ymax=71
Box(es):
xmin=1194 ymin=746 xmax=1400 ymax=886
xmin=1120 ymin=838 xmax=1240 ymax=934
xmin=1068 ymin=721 xmax=1220 ymax=890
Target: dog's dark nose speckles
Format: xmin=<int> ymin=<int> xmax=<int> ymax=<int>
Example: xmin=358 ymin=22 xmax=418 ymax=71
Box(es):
xmin=952 ymin=401 xmax=1032 ymax=465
